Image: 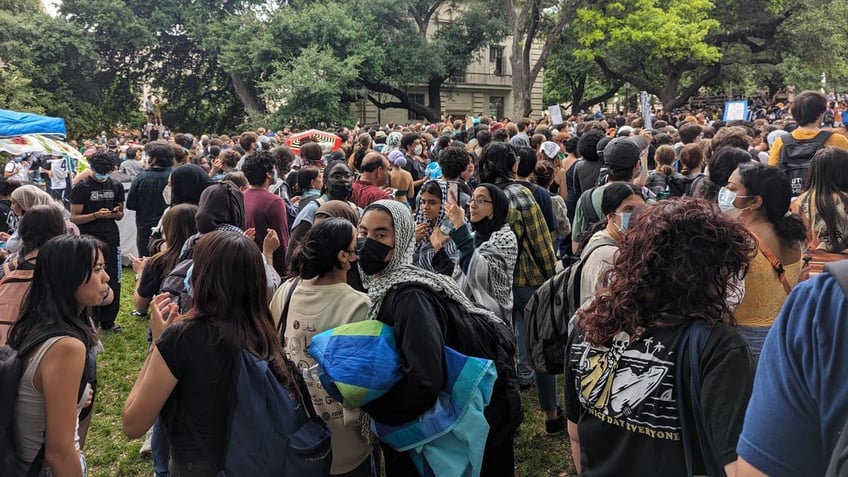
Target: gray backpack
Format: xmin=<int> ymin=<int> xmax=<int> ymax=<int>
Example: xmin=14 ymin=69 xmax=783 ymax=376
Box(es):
xmin=524 ymin=235 xmax=617 ymax=374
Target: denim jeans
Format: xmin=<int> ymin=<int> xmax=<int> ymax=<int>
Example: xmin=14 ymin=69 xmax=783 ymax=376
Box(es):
xmin=513 ymin=285 xmax=559 ymax=412
xmin=152 ymin=417 xmax=170 ymax=477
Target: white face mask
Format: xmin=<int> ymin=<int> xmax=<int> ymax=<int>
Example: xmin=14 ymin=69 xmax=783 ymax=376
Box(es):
xmin=717 ymin=187 xmax=752 ymax=218
xmin=413 ymin=145 xmax=423 ymax=156
xmin=162 ymin=184 xmax=172 ymax=205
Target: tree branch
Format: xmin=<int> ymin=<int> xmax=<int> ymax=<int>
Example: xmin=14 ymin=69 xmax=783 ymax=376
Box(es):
xmin=366 ymin=95 xmax=405 ymax=110
xmin=595 ymin=57 xmax=655 ymax=95
xmin=667 ymin=64 xmax=722 ymax=110
xmin=577 ymin=81 xmax=624 ymax=111
xmin=530 ymin=0 xmax=585 ymax=81
xmin=522 ymin=0 xmax=539 ymax=70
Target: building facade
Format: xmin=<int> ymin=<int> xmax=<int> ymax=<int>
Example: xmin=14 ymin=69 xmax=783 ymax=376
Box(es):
xmin=351 ymin=9 xmax=545 ymax=125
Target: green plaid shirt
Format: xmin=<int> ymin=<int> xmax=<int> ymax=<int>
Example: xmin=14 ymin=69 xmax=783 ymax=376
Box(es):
xmin=501 ymin=182 xmax=556 ymax=287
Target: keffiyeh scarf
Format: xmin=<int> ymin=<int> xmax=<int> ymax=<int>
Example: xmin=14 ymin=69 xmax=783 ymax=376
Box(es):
xmin=361 ymin=200 xmax=504 ymax=327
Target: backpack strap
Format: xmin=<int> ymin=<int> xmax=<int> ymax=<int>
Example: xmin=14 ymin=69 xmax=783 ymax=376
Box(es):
xmin=825 ymin=260 xmax=848 ymax=297
xmin=752 ymin=234 xmax=792 ymax=295
xmin=568 ymin=235 xmax=619 ymax=314
xmin=675 ymin=320 xmax=726 ymax=477
xmin=276 ymin=277 xmax=301 ymax=337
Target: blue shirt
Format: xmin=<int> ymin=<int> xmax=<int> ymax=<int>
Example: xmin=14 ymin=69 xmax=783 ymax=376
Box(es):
xmin=737 ymin=271 xmax=848 ymax=476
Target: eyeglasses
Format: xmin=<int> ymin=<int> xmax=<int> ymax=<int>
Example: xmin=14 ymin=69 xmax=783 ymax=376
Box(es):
xmin=330 ymin=173 xmax=353 ymax=180
xmin=469 ymin=198 xmax=493 ymax=206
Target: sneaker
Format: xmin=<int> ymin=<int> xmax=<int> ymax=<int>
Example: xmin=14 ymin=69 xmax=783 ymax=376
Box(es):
xmin=545 ymin=409 xmax=566 ymax=436
xmin=102 ymin=325 xmax=122 ymax=333
xmin=140 ymin=429 xmax=153 ymax=457
xmin=131 ymin=310 xmax=148 ymax=318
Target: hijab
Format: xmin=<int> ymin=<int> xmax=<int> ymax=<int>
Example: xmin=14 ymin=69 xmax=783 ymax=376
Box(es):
xmin=171 ymin=164 xmax=214 ymax=206
xmin=361 ymin=199 xmax=502 ymax=326
xmin=195 ymin=180 xmax=245 ymax=233
xmin=471 ymin=183 xmax=510 ymax=246
xmin=315 ymin=200 xmax=359 ymax=226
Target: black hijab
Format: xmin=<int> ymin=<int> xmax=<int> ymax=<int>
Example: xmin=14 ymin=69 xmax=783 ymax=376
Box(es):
xmin=195 ymin=180 xmax=245 ymax=233
xmin=471 ymin=182 xmax=510 ymax=246
xmin=171 ymin=164 xmax=214 ymax=206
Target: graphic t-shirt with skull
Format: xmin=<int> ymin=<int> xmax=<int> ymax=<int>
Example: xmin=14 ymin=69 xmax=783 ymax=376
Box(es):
xmin=564 ymin=321 xmax=753 ymax=476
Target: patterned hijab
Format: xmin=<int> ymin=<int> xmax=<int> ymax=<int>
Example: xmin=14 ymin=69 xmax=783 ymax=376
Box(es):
xmin=361 ymin=200 xmax=503 ymax=325
xmin=412 ymin=179 xmax=457 ymax=264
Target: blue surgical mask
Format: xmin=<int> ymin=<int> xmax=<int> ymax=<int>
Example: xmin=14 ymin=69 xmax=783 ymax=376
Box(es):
xmin=93 ymin=172 xmax=110 ymax=182
xmin=183 ymin=265 xmax=194 ymax=297
xmin=617 ymin=212 xmax=632 ymax=232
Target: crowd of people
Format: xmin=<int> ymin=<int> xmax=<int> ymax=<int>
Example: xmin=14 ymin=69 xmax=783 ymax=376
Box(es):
xmin=3 ymin=88 xmax=848 ymax=477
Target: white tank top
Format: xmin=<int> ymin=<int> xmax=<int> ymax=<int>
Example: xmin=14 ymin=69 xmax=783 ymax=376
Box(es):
xmin=14 ymin=336 xmax=87 ymax=471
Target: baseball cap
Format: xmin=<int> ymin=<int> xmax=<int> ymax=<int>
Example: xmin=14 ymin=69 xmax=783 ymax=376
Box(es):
xmin=540 ymin=141 xmax=559 ymax=159
xmin=603 ymin=136 xmax=648 ymax=169
xmin=767 ymin=129 xmax=790 ymax=148
xmin=596 ymin=137 xmax=613 ymax=162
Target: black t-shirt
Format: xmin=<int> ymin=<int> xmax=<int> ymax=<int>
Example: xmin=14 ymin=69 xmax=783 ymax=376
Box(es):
xmin=136 ymin=258 xmax=169 ymax=298
xmin=71 ymin=177 xmax=125 ymax=244
xmin=564 ymin=321 xmax=752 ymax=476
xmin=0 ymin=199 xmax=11 ymax=234
xmin=157 ymin=319 xmax=234 ymax=468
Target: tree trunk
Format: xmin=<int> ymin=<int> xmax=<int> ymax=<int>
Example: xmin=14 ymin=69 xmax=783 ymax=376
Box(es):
xmin=427 ymin=79 xmax=443 ymax=122
xmin=511 ymin=47 xmax=532 ymax=118
xmin=230 ymin=72 xmax=264 ymax=115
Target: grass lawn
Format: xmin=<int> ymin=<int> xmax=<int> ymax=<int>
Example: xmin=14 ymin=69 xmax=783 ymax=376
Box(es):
xmin=84 ymin=268 xmax=575 ymax=476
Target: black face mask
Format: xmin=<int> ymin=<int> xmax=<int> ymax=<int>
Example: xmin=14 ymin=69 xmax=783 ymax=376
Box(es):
xmin=356 ymin=237 xmax=393 ymax=275
xmin=329 ymin=184 xmax=352 ymax=200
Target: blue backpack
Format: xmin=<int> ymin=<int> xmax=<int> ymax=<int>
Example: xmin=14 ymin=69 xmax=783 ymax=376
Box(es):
xmin=215 ymin=351 xmax=332 ymax=476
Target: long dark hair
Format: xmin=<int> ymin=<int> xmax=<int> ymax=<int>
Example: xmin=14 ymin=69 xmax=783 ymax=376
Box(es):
xmin=9 ymin=235 xmax=105 ymax=349
xmin=295 ymin=167 xmax=320 ymax=196
xmin=18 ymin=205 xmax=66 ymax=257
xmin=478 ymin=142 xmax=516 ymax=184
xmin=291 ymin=218 xmax=355 ymax=279
xmin=148 ymin=204 xmax=198 ymax=280
xmin=737 ymin=163 xmax=807 ymax=244
xmin=803 ymin=147 xmax=848 ymax=246
xmin=182 ymin=231 xmax=295 ymax=388
xmin=576 ymin=198 xmax=756 ymax=347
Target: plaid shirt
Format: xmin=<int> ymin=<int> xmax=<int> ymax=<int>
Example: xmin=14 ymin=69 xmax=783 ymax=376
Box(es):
xmin=500 ymin=182 xmax=556 ymax=287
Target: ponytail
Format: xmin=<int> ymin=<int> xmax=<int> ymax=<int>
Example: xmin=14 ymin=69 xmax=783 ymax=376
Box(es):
xmin=770 ymin=211 xmax=807 ymax=244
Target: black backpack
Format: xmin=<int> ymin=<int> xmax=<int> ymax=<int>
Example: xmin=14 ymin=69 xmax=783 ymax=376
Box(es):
xmin=159 ymin=258 xmax=194 ymax=314
xmin=524 ymin=235 xmax=618 ymax=374
xmin=825 ymin=260 xmax=848 ymax=477
xmin=0 ymin=332 xmax=92 ymax=476
xmin=778 ymin=131 xmax=832 ymax=196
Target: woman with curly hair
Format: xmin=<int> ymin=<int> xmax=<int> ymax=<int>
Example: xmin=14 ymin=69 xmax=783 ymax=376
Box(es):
xmin=565 ymin=198 xmax=757 ymax=477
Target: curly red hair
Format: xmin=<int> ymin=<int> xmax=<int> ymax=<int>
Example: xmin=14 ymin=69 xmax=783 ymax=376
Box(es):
xmin=576 ymin=197 xmax=757 ymax=347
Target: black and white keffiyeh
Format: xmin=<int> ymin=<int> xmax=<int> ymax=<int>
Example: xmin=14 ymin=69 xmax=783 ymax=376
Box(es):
xmin=361 ymin=200 xmax=504 ymax=326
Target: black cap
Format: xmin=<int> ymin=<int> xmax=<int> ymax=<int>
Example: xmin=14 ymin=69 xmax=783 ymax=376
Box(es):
xmin=603 ymin=136 xmax=648 ymax=169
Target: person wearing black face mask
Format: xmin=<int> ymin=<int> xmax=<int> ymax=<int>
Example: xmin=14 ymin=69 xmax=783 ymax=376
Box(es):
xmin=285 ymin=160 xmax=361 ymax=270
xmin=357 ymin=199 xmax=523 ymax=477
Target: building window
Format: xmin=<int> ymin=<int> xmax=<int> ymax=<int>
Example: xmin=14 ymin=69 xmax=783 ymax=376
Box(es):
xmin=408 ymin=94 xmax=426 ymax=120
xmin=449 ymin=68 xmax=466 ymax=84
xmin=490 ymin=46 xmax=504 ymax=76
xmin=489 ymin=96 xmax=504 ymax=119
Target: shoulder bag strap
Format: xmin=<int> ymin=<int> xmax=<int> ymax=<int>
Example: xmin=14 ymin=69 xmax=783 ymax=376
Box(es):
xmin=276 ymin=277 xmax=301 ymax=337
xmin=752 ymin=233 xmax=792 ymax=295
